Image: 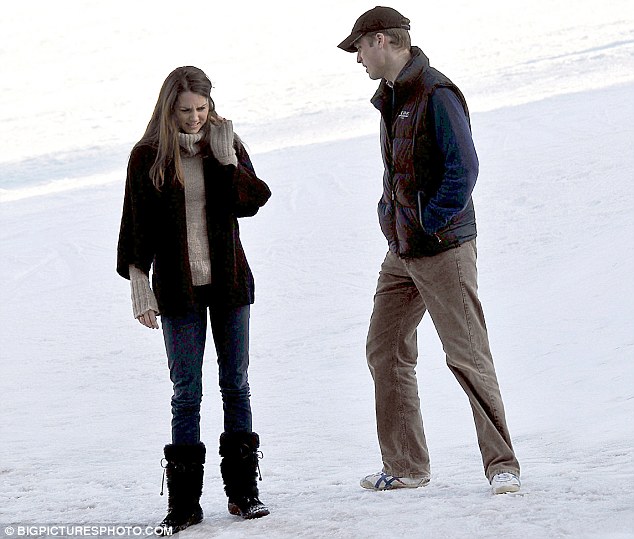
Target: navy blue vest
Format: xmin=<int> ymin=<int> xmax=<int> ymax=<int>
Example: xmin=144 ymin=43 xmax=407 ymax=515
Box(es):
xmin=371 ymin=48 xmax=477 ymax=257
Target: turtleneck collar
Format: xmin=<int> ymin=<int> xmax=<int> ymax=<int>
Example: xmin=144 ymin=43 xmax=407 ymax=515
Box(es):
xmin=178 ymin=131 xmax=205 ymax=157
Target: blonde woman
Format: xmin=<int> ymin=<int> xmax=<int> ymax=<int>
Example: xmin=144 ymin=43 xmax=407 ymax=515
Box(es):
xmin=117 ymin=66 xmax=271 ymax=532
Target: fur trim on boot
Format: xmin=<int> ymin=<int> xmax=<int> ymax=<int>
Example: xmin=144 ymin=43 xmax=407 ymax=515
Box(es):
xmin=158 ymin=442 xmax=206 ymax=534
xmin=219 ymin=432 xmax=270 ymax=519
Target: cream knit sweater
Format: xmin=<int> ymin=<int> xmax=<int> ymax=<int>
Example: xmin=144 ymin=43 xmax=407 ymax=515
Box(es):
xmin=129 ymin=131 xmax=217 ymax=317
xmin=180 ymin=131 xmax=212 ymax=286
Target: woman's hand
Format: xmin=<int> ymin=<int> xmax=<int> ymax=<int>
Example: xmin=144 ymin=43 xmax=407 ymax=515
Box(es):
xmin=137 ymin=310 xmax=159 ymax=329
xmin=209 ymin=119 xmax=238 ymax=166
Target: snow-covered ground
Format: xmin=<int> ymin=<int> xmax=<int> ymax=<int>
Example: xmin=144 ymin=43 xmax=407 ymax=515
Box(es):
xmin=1 ymin=1 xmax=633 ymax=538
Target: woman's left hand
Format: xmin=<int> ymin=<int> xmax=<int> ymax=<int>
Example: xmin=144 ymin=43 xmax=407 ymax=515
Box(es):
xmin=209 ymin=120 xmax=238 ymax=166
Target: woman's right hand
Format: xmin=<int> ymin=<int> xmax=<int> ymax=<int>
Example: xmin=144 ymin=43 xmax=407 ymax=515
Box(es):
xmin=137 ymin=310 xmax=159 ymax=329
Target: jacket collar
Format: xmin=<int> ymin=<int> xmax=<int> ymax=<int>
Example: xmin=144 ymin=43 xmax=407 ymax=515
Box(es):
xmin=371 ymin=47 xmax=430 ymax=113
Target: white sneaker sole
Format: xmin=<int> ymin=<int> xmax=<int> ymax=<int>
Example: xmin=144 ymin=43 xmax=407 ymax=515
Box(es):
xmin=492 ymin=483 xmax=520 ymax=494
xmin=360 ymin=472 xmax=430 ymax=490
xmin=491 ymin=473 xmax=521 ymax=495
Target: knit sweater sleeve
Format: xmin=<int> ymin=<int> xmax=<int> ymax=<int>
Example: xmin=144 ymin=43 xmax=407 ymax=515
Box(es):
xmin=128 ymin=264 xmax=159 ymax=318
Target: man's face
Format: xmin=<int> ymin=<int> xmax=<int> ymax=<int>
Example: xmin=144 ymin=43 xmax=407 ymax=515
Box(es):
xmin=354 ymin=34 xmax=386 ymax=80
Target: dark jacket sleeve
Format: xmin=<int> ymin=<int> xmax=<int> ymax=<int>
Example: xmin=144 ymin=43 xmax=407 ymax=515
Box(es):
xmin=116 ymin=146 xmax=157 ymax=279
xmin=420 ymin=87 xmax=479 ymax=233
xmin=229 ymin=141 xmax=272 ymax=217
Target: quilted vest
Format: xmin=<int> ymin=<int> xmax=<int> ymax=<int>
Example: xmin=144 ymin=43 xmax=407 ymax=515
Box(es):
xmin=371 ymin=47 xmax=477 ymax=257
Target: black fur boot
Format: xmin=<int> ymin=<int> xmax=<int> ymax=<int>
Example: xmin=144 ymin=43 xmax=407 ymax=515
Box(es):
xmin=158 ymin=442 xmax=206 ymax=534
xmin=219 ymin=432 xmax=270 ymax=519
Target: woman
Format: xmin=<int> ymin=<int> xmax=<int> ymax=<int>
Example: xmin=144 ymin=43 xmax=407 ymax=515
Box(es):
xmin=117 ymin=66 xmax=271 ymax=532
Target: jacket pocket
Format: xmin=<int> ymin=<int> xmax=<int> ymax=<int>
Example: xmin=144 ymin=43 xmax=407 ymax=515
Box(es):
xmin=417 ymin=190 xmax=428 ymax=231
xmin=378 ymin=199 xmax=398 ymax=248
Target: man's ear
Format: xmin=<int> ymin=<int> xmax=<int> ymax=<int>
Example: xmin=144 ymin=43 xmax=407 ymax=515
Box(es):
xmin=375 ymin=32 xmax=387 ymax=48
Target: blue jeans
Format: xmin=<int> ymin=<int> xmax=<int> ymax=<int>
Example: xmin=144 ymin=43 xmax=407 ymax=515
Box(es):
xmin=161 ymin=297 xmax=252 ymax=445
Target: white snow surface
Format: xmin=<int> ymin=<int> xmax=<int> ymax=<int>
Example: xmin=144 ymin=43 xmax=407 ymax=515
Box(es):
xmin=1 ymin=1 xmax=634 ymax=538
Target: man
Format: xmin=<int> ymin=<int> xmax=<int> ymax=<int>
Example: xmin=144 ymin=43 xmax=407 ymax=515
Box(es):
xmin=338 ymin=6 xmax=521 ymax=495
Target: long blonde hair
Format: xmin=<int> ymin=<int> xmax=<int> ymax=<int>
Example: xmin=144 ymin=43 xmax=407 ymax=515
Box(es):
xmin=137 ymin=66 xmax=222 ymax=189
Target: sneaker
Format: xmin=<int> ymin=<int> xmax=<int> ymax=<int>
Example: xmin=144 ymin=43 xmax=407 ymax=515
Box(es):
xmin=490 ymin=472 xmax=520 ymax=494
xmin=360 ymin=471 xmax=430 ymax=490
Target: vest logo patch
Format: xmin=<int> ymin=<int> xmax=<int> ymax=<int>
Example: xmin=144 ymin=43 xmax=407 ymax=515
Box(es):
xmin=398 ymin=110 xmax=410 ymax=120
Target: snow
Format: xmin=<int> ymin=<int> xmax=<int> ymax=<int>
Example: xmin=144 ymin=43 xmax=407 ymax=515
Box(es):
xmin=1 ymin=1 xmax=634 ymax=538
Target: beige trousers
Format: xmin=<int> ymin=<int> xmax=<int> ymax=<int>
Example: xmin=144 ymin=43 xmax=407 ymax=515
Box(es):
xmin=366 ymin=241 xmax=520 ymax=481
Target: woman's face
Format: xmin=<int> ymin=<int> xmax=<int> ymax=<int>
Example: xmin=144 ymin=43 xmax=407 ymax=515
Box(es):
xmin=175 ymin=91 xmax=209 ymax=134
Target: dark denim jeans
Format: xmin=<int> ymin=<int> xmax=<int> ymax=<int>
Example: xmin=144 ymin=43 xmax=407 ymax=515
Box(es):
xmin=161 ymin=296 xmax=252 ymax=445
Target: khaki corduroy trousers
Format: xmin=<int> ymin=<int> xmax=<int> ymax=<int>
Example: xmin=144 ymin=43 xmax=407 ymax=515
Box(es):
xmin=366 ymin=240 xmax=520 ymax=481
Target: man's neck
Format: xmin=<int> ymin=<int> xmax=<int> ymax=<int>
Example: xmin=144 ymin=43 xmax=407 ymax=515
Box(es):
xmin=385 ymin=49 xmax=412 ymax=85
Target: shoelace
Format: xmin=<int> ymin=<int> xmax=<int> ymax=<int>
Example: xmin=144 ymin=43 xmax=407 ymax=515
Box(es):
xmin=256 ymin=450 xmax=264 ymax=481
xmin=160 ymin=458 xmax=167 ymax=496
